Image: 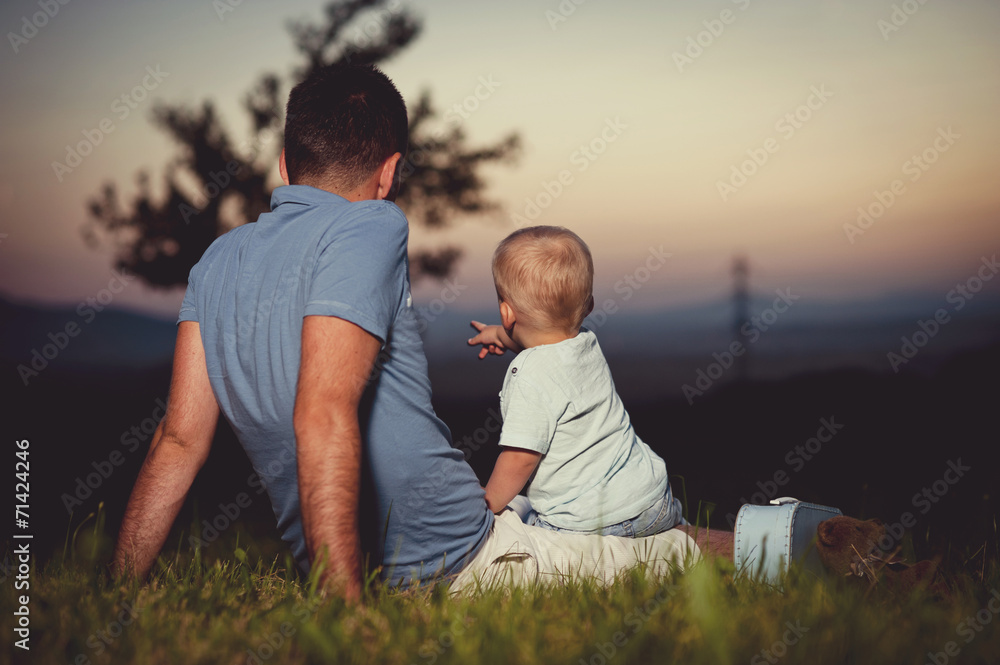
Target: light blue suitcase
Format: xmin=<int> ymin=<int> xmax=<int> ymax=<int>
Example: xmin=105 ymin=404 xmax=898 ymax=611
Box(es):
xmin=734 ymin=497 xmax=842 ymax=584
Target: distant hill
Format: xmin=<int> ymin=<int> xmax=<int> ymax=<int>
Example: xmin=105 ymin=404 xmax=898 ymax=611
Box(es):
xmin=419 ymin=288 xmax=1000 ymax=402
xmin=4 ymin=286 xmax=999 ymax=397
xmin=420 ymin=287 xmax=1000 ymax=352
xmin=1 ymin=297 xmax=177 ymax=379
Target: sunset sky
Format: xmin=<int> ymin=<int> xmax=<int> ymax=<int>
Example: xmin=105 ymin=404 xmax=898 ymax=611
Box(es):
xmin=1 ymin=0 xmax=998 ymax=320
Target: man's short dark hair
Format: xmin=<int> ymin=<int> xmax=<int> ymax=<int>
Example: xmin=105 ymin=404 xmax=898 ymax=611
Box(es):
xmin=284 ymin=64 xmax=408 ymax=190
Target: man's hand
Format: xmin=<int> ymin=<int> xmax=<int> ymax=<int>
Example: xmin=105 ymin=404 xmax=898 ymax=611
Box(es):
xmin=484 ymin=447 xmax=542 ymax=513
xmin=112 ymin=321 xmax=219 ymax=580
xmin=295 ymin=315 xmax=381 ymax=603
xmin=468 ymin=320 xmax=520 ymax=359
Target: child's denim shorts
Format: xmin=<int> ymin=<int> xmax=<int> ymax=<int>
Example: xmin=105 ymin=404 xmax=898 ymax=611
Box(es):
xmin=512 ymin=484 xmax=685 ymax=538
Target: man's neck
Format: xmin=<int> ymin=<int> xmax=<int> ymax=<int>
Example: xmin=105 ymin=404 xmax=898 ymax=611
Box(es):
xmin=296 ymin=175 xmax=381 ymax=202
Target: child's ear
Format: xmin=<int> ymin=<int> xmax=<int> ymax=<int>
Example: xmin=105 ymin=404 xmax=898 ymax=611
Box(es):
xmin=585 ymin=295 xmax=595 ymax=317
xmin=499 ymin=301 xmax=516 ymax=329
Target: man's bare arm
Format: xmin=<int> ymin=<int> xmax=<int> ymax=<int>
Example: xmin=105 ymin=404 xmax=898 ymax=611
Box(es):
xmin=112 ymin=321 xmax=219 ymax=579
xmin=294 ymin=315 xmax=381 ymax=602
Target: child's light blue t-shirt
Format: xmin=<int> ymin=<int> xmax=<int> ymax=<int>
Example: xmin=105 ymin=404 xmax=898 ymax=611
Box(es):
xmin=178 ymin=184 xmax=492 ymax=585
xmin=498 ymin=329 xmax=668 ymax=531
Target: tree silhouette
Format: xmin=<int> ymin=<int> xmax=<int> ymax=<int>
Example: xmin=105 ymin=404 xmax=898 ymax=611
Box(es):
xmin=83 ymin=0 xmax=520 ymax=287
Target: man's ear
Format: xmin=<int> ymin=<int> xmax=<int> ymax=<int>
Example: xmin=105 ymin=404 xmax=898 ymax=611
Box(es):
xmin=279 ymin=149 xmax=290 ymax=186
xmin=499 ymin=301 xmax=516 ymax=330
xmin=387 ymin=151 xmax=406 ymax=201
xmin=376 ymin=152 xmax=403 ymax=201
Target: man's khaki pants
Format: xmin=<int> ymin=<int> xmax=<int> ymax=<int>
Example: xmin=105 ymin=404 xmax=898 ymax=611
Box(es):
xmin=451 ymin=509 xmax=699 ymax=593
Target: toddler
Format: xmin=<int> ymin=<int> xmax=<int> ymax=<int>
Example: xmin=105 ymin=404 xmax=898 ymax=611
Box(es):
xmin=468 ymin=226 xmax=683 ymax=537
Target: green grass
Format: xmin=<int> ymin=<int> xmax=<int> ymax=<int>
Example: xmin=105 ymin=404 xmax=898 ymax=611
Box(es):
xmin=5 ymin=510 xmax=1000 ymax=665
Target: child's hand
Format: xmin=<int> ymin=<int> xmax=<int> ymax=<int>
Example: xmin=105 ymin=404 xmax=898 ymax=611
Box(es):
xmin=468 ymin=320 xmax=509 ymax=359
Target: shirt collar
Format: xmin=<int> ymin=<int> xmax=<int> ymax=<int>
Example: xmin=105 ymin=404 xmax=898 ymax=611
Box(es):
xmin=269 ymin=184 xmax=350 ymax=211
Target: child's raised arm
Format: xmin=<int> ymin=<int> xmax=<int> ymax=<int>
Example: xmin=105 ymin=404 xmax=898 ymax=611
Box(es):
xmin=467 ymin=320 xmax=521 ymax=359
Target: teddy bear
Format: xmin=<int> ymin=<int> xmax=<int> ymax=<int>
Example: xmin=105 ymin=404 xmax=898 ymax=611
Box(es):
xmin=814 ymin=515 xmax=948 ymax=598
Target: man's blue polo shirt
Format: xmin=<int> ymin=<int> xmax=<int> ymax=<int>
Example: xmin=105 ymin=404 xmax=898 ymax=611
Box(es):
xmin=178 ymin=184 xmax=493 ymax=584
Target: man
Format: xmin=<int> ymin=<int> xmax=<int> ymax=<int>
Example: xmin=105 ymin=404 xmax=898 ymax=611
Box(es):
xmin=113 ymin=64 xmax=700 ymax=599
xmin=112 ymin=65 xmax=492 ymax=599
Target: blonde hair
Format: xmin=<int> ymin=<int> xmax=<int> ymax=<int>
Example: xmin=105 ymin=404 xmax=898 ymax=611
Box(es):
xmin=492 ymin=226 xmax=594 ymax=331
